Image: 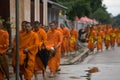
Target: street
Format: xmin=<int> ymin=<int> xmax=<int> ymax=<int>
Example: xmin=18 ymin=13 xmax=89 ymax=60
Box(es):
xmin=9 ymin=45 xmax=120 ymax=80
xmin=58 ymin=46 xmax=120 ymax=80
xmin=81 ymin=46 xmax=120 ymax=80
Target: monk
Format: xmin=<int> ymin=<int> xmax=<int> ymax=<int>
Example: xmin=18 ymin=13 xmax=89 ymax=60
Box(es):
xmin=46 ymin=22 xmax=62 ymax=77
xmin=54 ymin=22 xmax=63 ymax=72
xmin=116 ymin=27 xmax=120 ymax=46
xmin=104 ymin=27 xmax=111 ymax=50
xmin=102 ymin=24 xmax=107 ymax=33
xmin=96 ymin=28 xmax=103 ymax=52
xmin=70 ymin=25 xmax=78 ymax=51
xmin=33 ymin=21 xmax=47 ymax=79
xmin=93 ymin=25 xmax=98 ymax=32
xmin=86 ymin=25 xmax=91 ymax=42
xmin=44 ymin=26 xmax=49 ymax=33
xmin=100 ymin=27 xmax=105 ymax=39
xmin=90 ymin=25 xmax=97 ymax=41
xmin=12 ymin=22 xmax=39 ymax=80
xmin=88 ymin=28 xmax=95 ymax=53
xmin=20 ymin=21 xmax=27 ymax=33
xmin=12 ymin=21 xmax=27 ymax=80
xmin=110 ymin=27 xmax=116 ymax=48
xmin=60 ymin=24 xmax=70 ymax=56
xmin=0 ymin=20 xmax=9 ymax=80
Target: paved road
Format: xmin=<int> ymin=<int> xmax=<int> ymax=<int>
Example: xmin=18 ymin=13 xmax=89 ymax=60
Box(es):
xmin=10 ymin=46 xmax=120 ymax=80
xmin=80 ymin=46 xmax=120 ymax=80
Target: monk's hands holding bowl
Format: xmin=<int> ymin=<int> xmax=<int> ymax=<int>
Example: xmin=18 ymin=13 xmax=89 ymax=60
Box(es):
xmin=50 ymin=47 xmax=55 ymax=57
xmin=54 ymin=45 xmax=59 ymax=50
xmin=50 ymin=47 xmax=55 ymax=51
xmin=23 ymin=48 xmax=29 ymax=54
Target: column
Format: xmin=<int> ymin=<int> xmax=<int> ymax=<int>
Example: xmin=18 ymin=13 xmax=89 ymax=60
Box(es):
xmin=53 ymin=9 xmax=55 ymax=21
xmin=35 ymin=0 xmax=40 ymax=21
xmin=10 ymin=0 xmax=31 ymax=37
xmin=43 ymin=0 xmax=48 ymax=26
xmin=48 ymin=8 xmax=51 ymax=23
xmin=10 ymin=0 xmax=16 ymax=37
xmin=23 ymin=0 xmax=31 ymax=22
xmin=19 ymin=0 xmax=24 ymax=30
xmin=18 ymin=0 xmax=31 ymax=27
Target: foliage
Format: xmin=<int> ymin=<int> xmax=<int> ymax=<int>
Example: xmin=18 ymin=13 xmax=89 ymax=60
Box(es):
xmin=0 ymin=17 xmax=12 ymax=31
xmin=67 ymin=0 xmax=91 ymax=20
xmin=0 ymin=16 xmax=5 ymax=22
xmin=112 ymin=14 xmax=120 ymax=27
xmin=56 ymin=0 xmax=111 ymax=23
xmin=92 ymin=8 xmax=111 ymax=24
xmin=85 ymin=0 xmax=103 ymax=13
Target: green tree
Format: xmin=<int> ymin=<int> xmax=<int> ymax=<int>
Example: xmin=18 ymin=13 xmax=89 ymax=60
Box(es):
xmin=86 ymin=0 xmax=103 ymax=13
xmin=92 ymin=8 xmax=111 ymax=24
xmin=112 ymin=14 xmax=120 ymax=26
xmin=67 ymin=0 xmax=91 ymax=20
xmin=56 ymin=0 xmax=111 ymax=23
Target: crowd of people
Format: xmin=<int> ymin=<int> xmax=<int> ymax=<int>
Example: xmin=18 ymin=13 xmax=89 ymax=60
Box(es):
xmin=86 ymin=24 xmax=120 ymax=53
xmin=0 ymin=20 xmax=79 ymax=80
xmin=1 ymin=19 xmax=120 ymax=80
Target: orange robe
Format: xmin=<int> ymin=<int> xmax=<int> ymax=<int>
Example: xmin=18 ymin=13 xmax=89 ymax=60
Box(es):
xmin=70 ymin=29 xmax=78 ymax=51
xmin=12 ymin=31 xmax=39 ymax=80
xmin=12 ymin=30 xmax=25 ymax=73
xmin=116 ymin=29 xmax=120 ymax=45
xmin=46 ymin=30 xmax=62 ymax=72
xmin=110 ymin=30 xmax=116 ymax=47
xmin=34 ymin=28 xmax=47 ymax=71
xmin=93 ymin=25 xmax=98 ymax=31
xmin=0 ymin=29 xmax=9 ymax=80
xmin=97 ymin=31 xmax=103 ymax=51
xmin=102 ymin=24 xmax=107 ymax=32
xmin=87 ymin=29 xmax=97 ymax=51
xmin=105 ymin=30 xmax=111 ymax=49
xmin=88 ymin=35 xmax=94 ymax=51
xmin=99 ymin=30 xmax=105 ymax=39
xmin=92 ymin=29 xmax=97 ymax=40
xmin=61 ymin=27 xmax=70 ymax=53
xmin=0 ymin=30 xmax=9 ymax=54
xmin=56 ymin=27 xmax=63 ymax=70
xmin=56 ymin=27 xmax=63 ymax=34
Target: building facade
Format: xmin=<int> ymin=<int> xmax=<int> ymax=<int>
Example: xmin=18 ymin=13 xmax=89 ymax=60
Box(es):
xmin=0 ymin=0 xmax=67 ymax=36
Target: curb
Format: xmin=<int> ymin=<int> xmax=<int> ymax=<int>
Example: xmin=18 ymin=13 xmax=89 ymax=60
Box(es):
xmin=60 ymin=48 xmax=89 ymax=65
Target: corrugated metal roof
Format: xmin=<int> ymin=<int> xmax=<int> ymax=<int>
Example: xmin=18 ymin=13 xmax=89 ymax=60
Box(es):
xmin=42 ymin=0 xmax=68 ymax=10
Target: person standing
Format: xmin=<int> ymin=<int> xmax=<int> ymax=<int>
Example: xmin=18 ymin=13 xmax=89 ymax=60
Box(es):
xmin=116 ymin=27 xmax=120 ymax=46
xmin=33 ymin=21 xmax=47 ymax=80
xmin=88 ymin=28 xmax=95 ymax=53
xmin=12 ymin=22 xmax=39 ymax=80
xmin=70 ymin=25 xmax=78 ymax=51
xmin=60 ymin=24 xmax=70 ymax=56
xmin=54 ymin=22 xmax=63 ymax=72
xmin=96 ymin=28 xmax=103 ymax=52
xmin=110 ymin=27 xmax=116 ymax=48
xmin=0 ymin=20 xmax=9 ymax=80
xmin=104 ymin=27 xmax=111 ymax=50
xmin=12 ymin=21 xmax=27 ymax=79
xmin=46 ymin=22 xmax=62 ymax=77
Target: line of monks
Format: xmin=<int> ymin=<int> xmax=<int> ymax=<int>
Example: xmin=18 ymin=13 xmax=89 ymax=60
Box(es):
xmin=86 ymin=24 xmax=120 ymax=52
xmin=0 ymin=20 xmax=78 ymax=80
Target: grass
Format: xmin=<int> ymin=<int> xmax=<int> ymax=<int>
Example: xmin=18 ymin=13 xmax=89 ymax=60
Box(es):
xmin=79 ymin=49 xmax=84 ymax=53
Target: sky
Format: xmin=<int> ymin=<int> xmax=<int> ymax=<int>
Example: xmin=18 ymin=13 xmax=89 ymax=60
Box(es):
xmin=103 ymin=0 xmax=120 ymax=16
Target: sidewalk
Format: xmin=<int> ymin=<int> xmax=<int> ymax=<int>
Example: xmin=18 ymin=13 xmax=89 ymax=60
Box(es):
xmin=60 ymin=47 xmax=89 ymax=65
